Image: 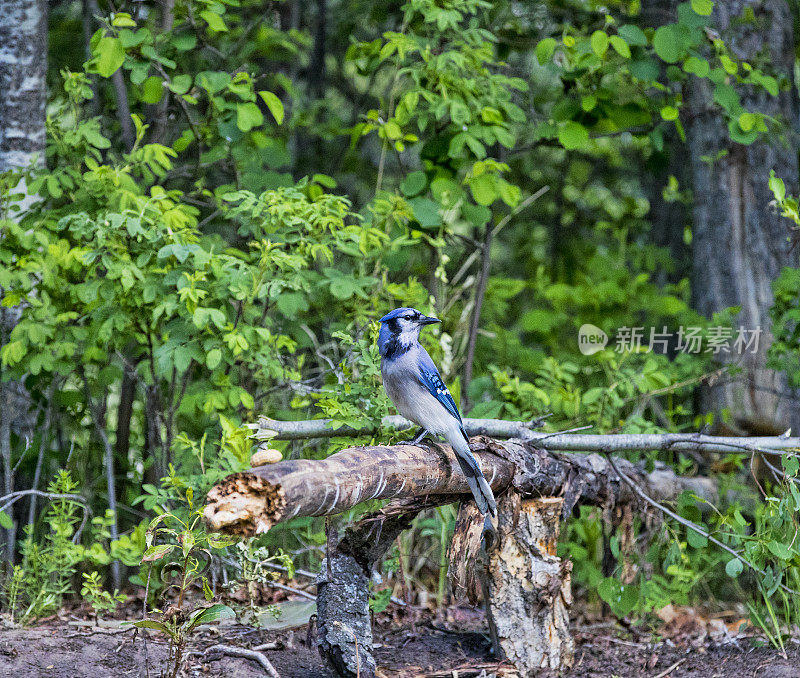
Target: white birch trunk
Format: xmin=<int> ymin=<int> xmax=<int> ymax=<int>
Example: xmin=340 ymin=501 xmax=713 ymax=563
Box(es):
xmin=0 ymin=0 xmax=47 ymax=561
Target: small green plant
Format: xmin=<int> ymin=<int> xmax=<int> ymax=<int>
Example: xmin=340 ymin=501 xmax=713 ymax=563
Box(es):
xmin=128 ymin=479 xmax=237 ymax=678
xmin=228 ymin=538 xmax=295 ymax=612
xmin=80 ymin=571 xmax=126 ymax=624
xmin=10 ymin=471 xmax=86 ymax=622
xmin=3 ymin=566 xmax=25 ymax=623
xmin=131 ymin=603 xmax=236 ymax=678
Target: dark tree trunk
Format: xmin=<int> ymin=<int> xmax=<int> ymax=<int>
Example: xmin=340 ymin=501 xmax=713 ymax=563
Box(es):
xmin=309 ymin=0 xmax=327 ymax=100
xmin=0 ymin=0 xmax=48 ymax=562
xmin=641 ymin=0 xmax=692 ymax=287
xmin=684 ymin=0 xmax=800 ymax=432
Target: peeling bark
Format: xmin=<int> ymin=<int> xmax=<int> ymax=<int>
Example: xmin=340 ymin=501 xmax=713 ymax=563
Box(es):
xmin=204 ymin=438 xmax=514 ymax=536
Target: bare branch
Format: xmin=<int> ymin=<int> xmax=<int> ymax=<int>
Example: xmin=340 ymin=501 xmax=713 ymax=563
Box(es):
xmin=248 ymin=416 xmax=800 ymax=456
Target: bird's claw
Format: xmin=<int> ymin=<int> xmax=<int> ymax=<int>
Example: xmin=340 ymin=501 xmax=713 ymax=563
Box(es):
xmin=394 ymin=428 xmax=432 ymax=447
xmin=395 ymin=438 xmax=431 ymax=449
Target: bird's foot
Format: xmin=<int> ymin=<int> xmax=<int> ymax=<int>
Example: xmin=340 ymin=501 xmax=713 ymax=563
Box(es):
xmin=395 ymin=428 xmax=432 ymax=447
xmin=395 ymin=439 xmax=432 ymax=449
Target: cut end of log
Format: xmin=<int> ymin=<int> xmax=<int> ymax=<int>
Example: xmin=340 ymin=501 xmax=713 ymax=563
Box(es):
xmin=203 ymin=472 xmax=286 ymax=535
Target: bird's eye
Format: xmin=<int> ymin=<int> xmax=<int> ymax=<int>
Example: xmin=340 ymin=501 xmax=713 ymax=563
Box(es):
xmin=404 ymin=315 xmax=413 ymax=320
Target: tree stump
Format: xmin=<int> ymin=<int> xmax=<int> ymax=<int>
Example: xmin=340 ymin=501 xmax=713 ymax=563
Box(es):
xmin=486 ymin=495 xmax=574 ymax=674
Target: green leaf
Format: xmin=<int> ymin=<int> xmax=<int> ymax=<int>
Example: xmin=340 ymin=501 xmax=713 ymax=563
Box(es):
xmin=597 ymin=578 xmax=639 ymax=618
xmin=111 ymin=12 xmax=136 ymax=27
xmin=608 ymin=35 xmax=631 ymax=58
xmin=590 ymin=31 xmax=609 ymax=58
xmin=461 ymin=202 xmax=491 ymax=228
xmin=687 ymin=527 xmax=707 ymax=548
xmin=171 ymin=34 xmax=197 ymax=51
xmin=770 ymin=171 xmax=787 ymax=202
xmin=259 ymin=91 xmax=285 ymax=125
xmin=309 ymin=174 xmax=335 ymax=189
xmin=169 ymin=74 xmax=192 ymax=95
xmin=236 ymin=102 xmax=264 ymax=132
xmin=141 ymin=76 xmax=164 ymax=104
xmin=206 ymin=348 xmax=222 ymax=370
xmin=617 ymin=25 xmax=648 ymax=47
xmin=720 ymin=54 xmax=738 ymax=75
xmin=653 ymin=25 xmax=683 ymax=64
xmin=0 ymin=510 xmax=12 ymax=530
xmin=630 ymin=57 xmax=660 ymax=81
xmin=186 ymin=603 xmax=235 ymax=631
xmin=683 ymin=56 xmax=710 ymax=77
xmin=468 ymin=173 xmax=497 ymax=207
xmin=200 ymin=9 xmax=227 ymax=32
xmin=767 ymin=540 xmax=792 ymax=561
xmin=1 ymin=340 xmax=25 ymax=365
xmin=725 ymin=557 xmax=743 ymax=578
xmin=535 ymin=38 xmax=557 ymax=65
xmin=408 ymin=197 xmax=442 ymax=227
xmin=558 ymin=121 xmax=589 ymax=150
xmin=738 ymin=112 xmax=756 ymax=131
xmin=660 ymin=106 xmax=679 ymax=121
xmin=400 ymin=171 xmax=427 ymax=197
xmin=128 ymin=619 xmax=174 ymax=636
xmin=142 ymin=544 xmax=175 ymax=562
xmin=95 ymin=37 xmax=125 ymax=78
xmin=276 ymin=292 xmax=309 ymax=317
xmin=714 ymin=83 xmax=741 ymax=114
xmin=430 ymin=177 xmax=462 ymax=208
xmin=691 ymin=0 xmax=714 ymax=16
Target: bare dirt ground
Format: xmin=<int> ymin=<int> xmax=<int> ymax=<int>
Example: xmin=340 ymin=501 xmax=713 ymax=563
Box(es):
xmin=1 ymin=606 xmax=798 ymax=678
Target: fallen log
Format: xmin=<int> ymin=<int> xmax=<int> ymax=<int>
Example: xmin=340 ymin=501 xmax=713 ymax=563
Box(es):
xmin=203 ymin=436 xmax=717 ymax=536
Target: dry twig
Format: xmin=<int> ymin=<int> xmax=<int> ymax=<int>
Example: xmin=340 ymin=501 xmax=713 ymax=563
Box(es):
xmin=204 ymin=643 xmax=281 ymax=678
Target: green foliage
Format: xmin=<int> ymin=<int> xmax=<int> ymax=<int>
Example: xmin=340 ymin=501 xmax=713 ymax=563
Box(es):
xmin=536 ymin=1 xmax=779 ymax=150
xmin=7 ymin=472 xmax=86 ymax=621
xmin=767 ymin=172 xmax=800 ymax=389
xmin=226 ymin=539 xmax=295 ymax=615
xmin=128 ymin=481 xmax=239 ymax=676
xmin=80 ymin=571 xmax=126 ymax=622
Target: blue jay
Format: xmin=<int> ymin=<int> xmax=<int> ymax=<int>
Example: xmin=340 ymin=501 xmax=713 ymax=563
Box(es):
xmin=378 ymin=307 xmax=497 ymax=518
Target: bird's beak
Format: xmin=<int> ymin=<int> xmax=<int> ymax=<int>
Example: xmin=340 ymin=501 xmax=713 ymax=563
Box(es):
xmin=419 ymin=315 xmax=441 ymax=325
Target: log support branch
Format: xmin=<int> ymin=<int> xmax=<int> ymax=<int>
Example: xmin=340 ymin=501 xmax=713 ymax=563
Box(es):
xmin=315 ymin=499 xmax=433 ymax=678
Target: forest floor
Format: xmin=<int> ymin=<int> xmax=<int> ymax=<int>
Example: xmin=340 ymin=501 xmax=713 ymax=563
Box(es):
xmin=1 ymin=602 xmax=799 ymax=678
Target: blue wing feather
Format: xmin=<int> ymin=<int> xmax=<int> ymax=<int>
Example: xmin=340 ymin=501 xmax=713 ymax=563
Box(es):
xmin=416 ymin=350 xmax=463 ymax=425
